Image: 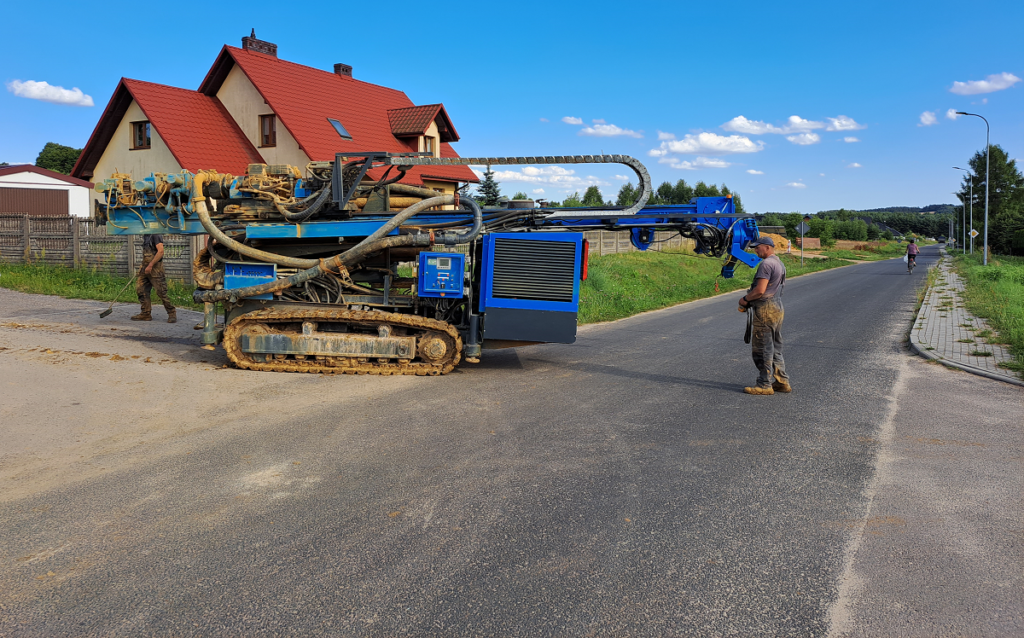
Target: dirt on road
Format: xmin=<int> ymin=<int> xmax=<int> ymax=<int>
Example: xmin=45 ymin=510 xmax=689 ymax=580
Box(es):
xmin=0 ymin=289 xmax=414 ymax=505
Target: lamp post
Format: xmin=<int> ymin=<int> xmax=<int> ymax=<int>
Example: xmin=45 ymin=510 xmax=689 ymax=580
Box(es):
xmin=953 ymin=166 xmax=972 ymax=255
xmin=956 ymin=112 xmax=990 ymax=264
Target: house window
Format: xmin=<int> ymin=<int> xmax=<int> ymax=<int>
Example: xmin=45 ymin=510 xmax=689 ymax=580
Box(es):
xmin=131 ymin=121 xmax=151 ymax=149
xmin=260 ymin=114 xmax=276 ymax=147
xmin=327 ymin=117 xmax=353 ymax=141
xmin=423 ymin=136 xmax=435 ymax=156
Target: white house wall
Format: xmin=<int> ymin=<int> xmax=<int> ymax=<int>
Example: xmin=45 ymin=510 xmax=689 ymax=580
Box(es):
xmin=90 ymin=100 xmax=181 ymax=206
xmin=216 ymin=65 xmax=308 ymax=170
xmin=0 ymin=173 xmax=91 ymax=217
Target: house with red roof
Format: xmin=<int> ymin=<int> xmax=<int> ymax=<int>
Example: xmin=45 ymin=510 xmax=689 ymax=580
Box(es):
xmin=72 ymin=32 xmax=476 ymax=210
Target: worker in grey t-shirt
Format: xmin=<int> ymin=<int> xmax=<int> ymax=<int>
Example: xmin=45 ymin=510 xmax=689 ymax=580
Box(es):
xmin=738 ymin=236 xmax=791 ymax=395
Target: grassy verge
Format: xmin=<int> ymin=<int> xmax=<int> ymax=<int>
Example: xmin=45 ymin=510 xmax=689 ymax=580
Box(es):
xmin=580 ymin=249 xmax=848 ymax=324
xmin=0 ymin=262 xmax=203 ymax=311
xmin=951 ymin=253 xmax=1024 ymax=376
xmin=819 ymin=240 xmax=907 ymax=262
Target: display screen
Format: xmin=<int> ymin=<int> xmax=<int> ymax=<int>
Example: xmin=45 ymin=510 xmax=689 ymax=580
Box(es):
xmin=437 ymin=257 xmax=451 ymax=270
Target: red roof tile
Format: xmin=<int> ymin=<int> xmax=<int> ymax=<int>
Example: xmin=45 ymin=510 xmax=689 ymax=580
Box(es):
xmin=387 ymin=104 xmax=459 ymax=142
xmin=200 ymin=47 xmax=476 ymax=186
xmin=73 ymin=79 xmax=262 ymax=180
xmin=123 ymin=79 xmax=263 ymax=175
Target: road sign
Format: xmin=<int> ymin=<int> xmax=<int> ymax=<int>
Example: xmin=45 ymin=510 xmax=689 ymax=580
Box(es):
xmin=970 ymin=229 xmax=979 ymax=238
xmin=796 ymin=222 xmax=810 ymax=235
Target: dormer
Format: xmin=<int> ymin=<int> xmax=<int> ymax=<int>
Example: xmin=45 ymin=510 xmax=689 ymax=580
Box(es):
xmin=387 ymin=104 xmax=459 ymax=157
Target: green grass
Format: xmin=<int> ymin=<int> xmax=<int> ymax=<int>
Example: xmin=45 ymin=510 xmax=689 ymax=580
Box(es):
xmin=0 ymin=261 xmax=203 ymax=311
xmin=579 ymin=249 xmax=848 ymax=324
xmin=820 ymin=241 xmax=906 ymax=262
xmin=953 ymin=253 xmax=1024 ymax=377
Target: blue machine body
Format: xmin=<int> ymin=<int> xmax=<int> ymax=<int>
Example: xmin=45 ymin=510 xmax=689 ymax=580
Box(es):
xmin=479 ymin=233 xmax=583 ymax=313
xmin=417 ymin=252 xmax=465 ymax=298
xmin=224 ymin=262 xmax=277 ymax=300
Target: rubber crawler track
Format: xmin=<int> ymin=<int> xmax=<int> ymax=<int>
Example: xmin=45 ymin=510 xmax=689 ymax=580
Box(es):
xmin=222 ymin=307 xmax=462 ymax=375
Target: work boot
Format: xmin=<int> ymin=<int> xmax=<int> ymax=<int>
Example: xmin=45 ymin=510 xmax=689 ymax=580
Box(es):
xmin=743 ymin=386 xmax=774 ymax=395
xmin=772 ymin=372 xmax=793 ymax=393
xmin=167 ymin=310 xmax=177 ymax=324
xmin=130 ymin=313 xmax=152 ymax=321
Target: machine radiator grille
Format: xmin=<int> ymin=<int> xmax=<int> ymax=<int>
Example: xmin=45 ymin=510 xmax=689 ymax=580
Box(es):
xmin=492 ymin=238 xmax=576 ymax=302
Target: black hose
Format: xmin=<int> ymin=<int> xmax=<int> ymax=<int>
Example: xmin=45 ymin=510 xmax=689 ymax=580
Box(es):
xmin=278 ymin=182 xmax=332 ymax=222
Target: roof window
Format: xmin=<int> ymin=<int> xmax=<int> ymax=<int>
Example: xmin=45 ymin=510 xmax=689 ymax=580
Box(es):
xmin=327 ymin=117 xmax=353 ymax=141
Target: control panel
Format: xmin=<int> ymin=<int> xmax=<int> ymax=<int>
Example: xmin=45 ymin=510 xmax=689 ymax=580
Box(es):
xmin=417 ymin=252 xmax=465 ymax=298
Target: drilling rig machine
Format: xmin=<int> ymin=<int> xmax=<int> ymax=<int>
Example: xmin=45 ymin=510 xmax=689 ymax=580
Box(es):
xmin=96 ymin=154 xmax=762 ymax=375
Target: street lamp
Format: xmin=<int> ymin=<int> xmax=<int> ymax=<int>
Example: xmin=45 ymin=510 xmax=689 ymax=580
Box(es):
xmin=956 ymin=112 xmax=990 ymax=264
xmin=953 ymin=166 xmax=972 ymax=255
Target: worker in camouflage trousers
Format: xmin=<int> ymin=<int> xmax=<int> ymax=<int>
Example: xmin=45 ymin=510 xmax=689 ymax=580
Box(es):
xmin=738 ymin=236 xmax=791 ymax=395
xmin=132 ymin=234 xmax=176 ymax=323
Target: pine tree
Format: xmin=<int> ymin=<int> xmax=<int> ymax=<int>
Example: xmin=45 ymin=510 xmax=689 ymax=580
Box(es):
xmin=476 ymin=166 xmax=501 ymax=206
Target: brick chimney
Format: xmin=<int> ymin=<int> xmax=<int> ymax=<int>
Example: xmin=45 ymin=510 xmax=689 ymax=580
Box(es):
xmin=334 ymin=63 xmax=353 ymax=78
xmin=242 ymin=29 xmax=277 ymax=57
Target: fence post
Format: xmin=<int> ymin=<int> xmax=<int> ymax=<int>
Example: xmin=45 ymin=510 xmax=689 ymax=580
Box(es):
xmin=126 ymin=234 xmax=136 ymax=277
xmin=72 ymin=219 xmax=81 ymax=267
xmin=22 ymin=215 xmax=31 ymax=262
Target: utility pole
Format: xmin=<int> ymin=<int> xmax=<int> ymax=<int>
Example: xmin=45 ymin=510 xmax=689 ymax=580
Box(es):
xmin=956 ymin=113 xmax=990 ymax=264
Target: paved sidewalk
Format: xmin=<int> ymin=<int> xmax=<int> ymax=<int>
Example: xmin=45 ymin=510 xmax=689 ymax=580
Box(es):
xmin=910 ymin=249 xmax=1023 ymax=387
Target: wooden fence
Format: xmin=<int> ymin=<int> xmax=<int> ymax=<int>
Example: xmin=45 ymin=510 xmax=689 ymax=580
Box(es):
xmin=0 ymin=216 xmax=695 ymax=283
xmin=0 ymin=214 xmax=201 ymax=282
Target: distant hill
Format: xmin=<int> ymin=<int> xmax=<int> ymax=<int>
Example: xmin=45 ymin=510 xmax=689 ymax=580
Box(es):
xmin=819 ymin=204 xmax=959 ymax=216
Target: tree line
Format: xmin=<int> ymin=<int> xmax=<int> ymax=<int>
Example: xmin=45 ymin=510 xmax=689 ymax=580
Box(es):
xmin=2 ymin=142 xmax=83 ymax=174
xmin=472 ymin=167 xmax=745 ymax=213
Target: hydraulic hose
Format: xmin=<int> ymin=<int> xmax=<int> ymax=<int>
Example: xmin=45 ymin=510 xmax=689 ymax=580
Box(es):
xmin=192 ymin=194 xmax=455 ymax=303
xmin=276 ymin=181 xmax=332 ymax=222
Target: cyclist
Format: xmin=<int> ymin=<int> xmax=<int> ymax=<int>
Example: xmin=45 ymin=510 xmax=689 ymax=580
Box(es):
xmin=906 ymin=238 xmax=920 ymax=273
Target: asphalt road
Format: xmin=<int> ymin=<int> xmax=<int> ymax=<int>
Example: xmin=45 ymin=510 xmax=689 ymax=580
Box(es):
xmin=1 ymin=245 xmax=1020 ymax=636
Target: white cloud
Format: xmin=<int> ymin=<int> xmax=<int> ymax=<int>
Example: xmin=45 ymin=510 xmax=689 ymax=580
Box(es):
xmin=6 ymin=79 xmax=94 ymax=106
xmin=945 ymin=109 xmax=961 ymax=121
xmin=722 ymin=115 xmax=787 ymax=135
xmin=470 ymin=164 xmax=606 ymax=188
xmin=950 ymin=72 xmax=1021 ymax=95
xmin=532 ymin=188 xmax=545 ymax=194
xmin=784 ymin=116 xmax=824 ymax=132
xmin=539 ymin=117 xmax=549 ymax=122
xmin=843 ymin=136 xmax=860 ymax=143
xmin=652 ymin=132 xmax=764 ymax=156
xmin=785 ymin=182 xmax=807 ymax=189
xmin=819 ymin=173 xmax=826 ymax=177
xmin=919 ymin=111 xmax=938 ymax=126
xmin=747 ymin=169 xmax=764 ymax=175
xmin=579 ymin=123 xmax=643 ymax=138
xmin=592 ymin=118 xmax=606 ymax=124
xmin=562 ymin=116 xmax=583 ymax=125
xmin=613 ymin=174 xmax=629 ymax=181
xmin=786 ymin=132 xmax=821 ymax=145
xmin=847 ymin=162 xmax=862 ymax=168
xmin=661 ymin=156 xmax=731 ymax=170
xmin=825 ymin=115 xmax=865 ymax=131
xmin=657 ymin=130 xmax=676 ymax=140
xmin=721 ymin=114 xmax=824 ymax=135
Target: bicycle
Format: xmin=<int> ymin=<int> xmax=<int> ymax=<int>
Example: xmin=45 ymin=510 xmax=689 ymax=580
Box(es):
xmin=907 ymin=255 xmax=916 ymax=274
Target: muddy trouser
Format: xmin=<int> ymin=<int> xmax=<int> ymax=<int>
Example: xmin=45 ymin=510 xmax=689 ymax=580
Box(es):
xmin=136 ymin=254 xmax=174 ymax=315
xmin=750 ymin=297 xmax=788 ymax=388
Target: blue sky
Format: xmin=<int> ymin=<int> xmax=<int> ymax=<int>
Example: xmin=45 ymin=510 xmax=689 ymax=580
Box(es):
xmin=2 ymin=0 xmax=1021 ymax=213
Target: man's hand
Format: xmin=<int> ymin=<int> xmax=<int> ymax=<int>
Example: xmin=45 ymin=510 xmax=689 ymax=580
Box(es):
xmin=145 ymin=264 xmax=153 ymax=274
